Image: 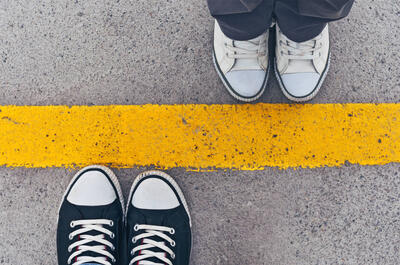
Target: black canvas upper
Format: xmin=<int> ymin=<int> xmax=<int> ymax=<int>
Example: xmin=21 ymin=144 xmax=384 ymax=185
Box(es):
xmin=57 ymin=169 xmax=124 ymax=265
xmin=126 ymin=175 xmax=192 ymax=265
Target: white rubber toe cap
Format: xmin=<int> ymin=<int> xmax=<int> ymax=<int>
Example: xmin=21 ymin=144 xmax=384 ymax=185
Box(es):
xmin=281 ymin=73 xmax=320 ymax=98
xmin=132 ymin=178 xmax=180 ymax=210
xmin=67 ymin=170 xmax=117 ymax=206
xmin=225 ymin=70 xmax=266 ymax=98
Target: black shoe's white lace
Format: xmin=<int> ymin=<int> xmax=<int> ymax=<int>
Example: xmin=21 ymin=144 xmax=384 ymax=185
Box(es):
xmin=129 ymin=224 xmax=176 ymax=265
xmin=68 ymin=219 xmax=115 ymax=265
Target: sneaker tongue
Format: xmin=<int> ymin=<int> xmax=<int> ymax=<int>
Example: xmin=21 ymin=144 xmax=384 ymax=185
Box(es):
xmin=230 ymin=35 xmax=265 ymax=71
xmin=234 ymin=34 xmax=264 ymax=49
xmin=137 ymin=240 xmax=169 ymax=264
xmin=74 ymin=222 xmax=114 ymax=264
xmin=135 ymin=210 xmax=173 ymax=264
xmin=234 ymin=40 xmax=256 ymax=50
xmin=284 ymin=41 xmax=318 ymax=74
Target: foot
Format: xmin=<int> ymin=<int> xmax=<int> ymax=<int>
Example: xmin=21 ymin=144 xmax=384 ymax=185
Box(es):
xmin=57 ymin=165 xmax=125 ymax=265
xmin=275 ymin=24 xmax=330 ymax=102
xmin=213 ymin=20 xmax=269 ymax=102
xmin=126 ymin=171 xmax=192 ymax=265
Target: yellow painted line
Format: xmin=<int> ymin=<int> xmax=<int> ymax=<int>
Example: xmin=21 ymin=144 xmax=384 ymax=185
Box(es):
xmin=0 ymin=104 xmax=399 ymax=170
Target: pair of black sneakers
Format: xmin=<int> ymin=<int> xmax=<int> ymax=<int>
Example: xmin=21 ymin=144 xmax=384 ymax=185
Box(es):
xmin=57 ymin=165 xmax=192 ymax=265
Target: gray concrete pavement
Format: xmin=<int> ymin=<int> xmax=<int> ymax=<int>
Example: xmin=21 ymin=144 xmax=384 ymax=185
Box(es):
xmin=0 ymin=0 xmax=399 ymax=105
xmin=0 ymin=0 xmax=400 ymax=264
xmin=2 ymin=166 xmax=400 ymax=264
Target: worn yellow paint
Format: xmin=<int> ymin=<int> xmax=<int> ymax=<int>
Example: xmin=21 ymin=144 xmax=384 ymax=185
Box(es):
xmin=0 ymin=104 xmax=399 ymax=170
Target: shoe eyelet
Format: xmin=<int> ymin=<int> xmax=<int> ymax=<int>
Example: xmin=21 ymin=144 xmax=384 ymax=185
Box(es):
xmin=132 ymin=237 xmax=137 ymax=243
xmin=130 ymin=250 xmax=134 ymax=256
xmin=112 ymin=258 xmax=116 ymax=263
xmin=68 ymin=247 xmax=72 ymax=252
xmin=111 ymin=245 xmax=115 ymax=251
xmin=68 ymin=234 xmax=73 ymax=240
xmin=170 ymin=241 xmax=176 ymax=247
xmin=169 ymin=228 xmax=175 ymax=235
xmin=134 ymin=224 xmax=139 ymax=231
xmin=171 ymin=253 xmax=176 ymax=259
xmin=109 ymin=221 xmax=114 ymax=227
xmin=110 ymin=233 xmax=115 ymax=239
xmin=70 ymin=221 xmax=75 ymax=228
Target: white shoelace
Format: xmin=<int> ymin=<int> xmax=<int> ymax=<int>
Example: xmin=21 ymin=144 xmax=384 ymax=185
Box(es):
xmin=68 ymin=219 xmax=116 ymax=265
xmin=224 ymin=34 xmax=267 ymax=60
xmin=129 ymin=224 xmax=176 ymax=265
xmin=279 ymin=29 xmax=322 ymax=60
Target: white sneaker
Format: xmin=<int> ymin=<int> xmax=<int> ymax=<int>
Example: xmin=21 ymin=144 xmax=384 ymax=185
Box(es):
xmin=213 ymin=21 xmax=269 ymax=102
xmin=275 ymin=24 xmax=330 ymax=102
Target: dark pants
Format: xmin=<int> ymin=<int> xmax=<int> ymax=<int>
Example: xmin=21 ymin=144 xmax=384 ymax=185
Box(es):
xmin=208 ymin=0 xmax=354 ymax=42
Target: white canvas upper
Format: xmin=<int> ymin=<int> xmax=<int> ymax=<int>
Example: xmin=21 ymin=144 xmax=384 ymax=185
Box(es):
xmin=213 ymin=20 xmax=269 ymax=101
xmin=132 ymin=178 xmax=180 ymax=210
xmin=67 ymin=170 xmax=117 ymax=206
xmin=275 ymin=24 xmax=330 ymax=101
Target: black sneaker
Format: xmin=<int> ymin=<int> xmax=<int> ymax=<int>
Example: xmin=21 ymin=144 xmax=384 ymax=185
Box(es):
xmin=57 ymin=165 xmax=125 ymax=265
xmin=126 ymin=171 xmax=192 ymax=265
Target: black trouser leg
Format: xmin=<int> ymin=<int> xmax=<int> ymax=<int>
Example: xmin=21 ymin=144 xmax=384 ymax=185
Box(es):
xmin=207 ymin=0 xmax=274 ymax=40
xmin=275 ymin=0 xmax=355 ymax=42
xmin=207 ymin=0 xmax=354 ymax=42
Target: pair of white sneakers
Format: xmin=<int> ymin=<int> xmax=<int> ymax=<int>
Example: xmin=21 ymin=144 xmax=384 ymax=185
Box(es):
xmin=213 ymin=21 xmax=330 ymax=102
